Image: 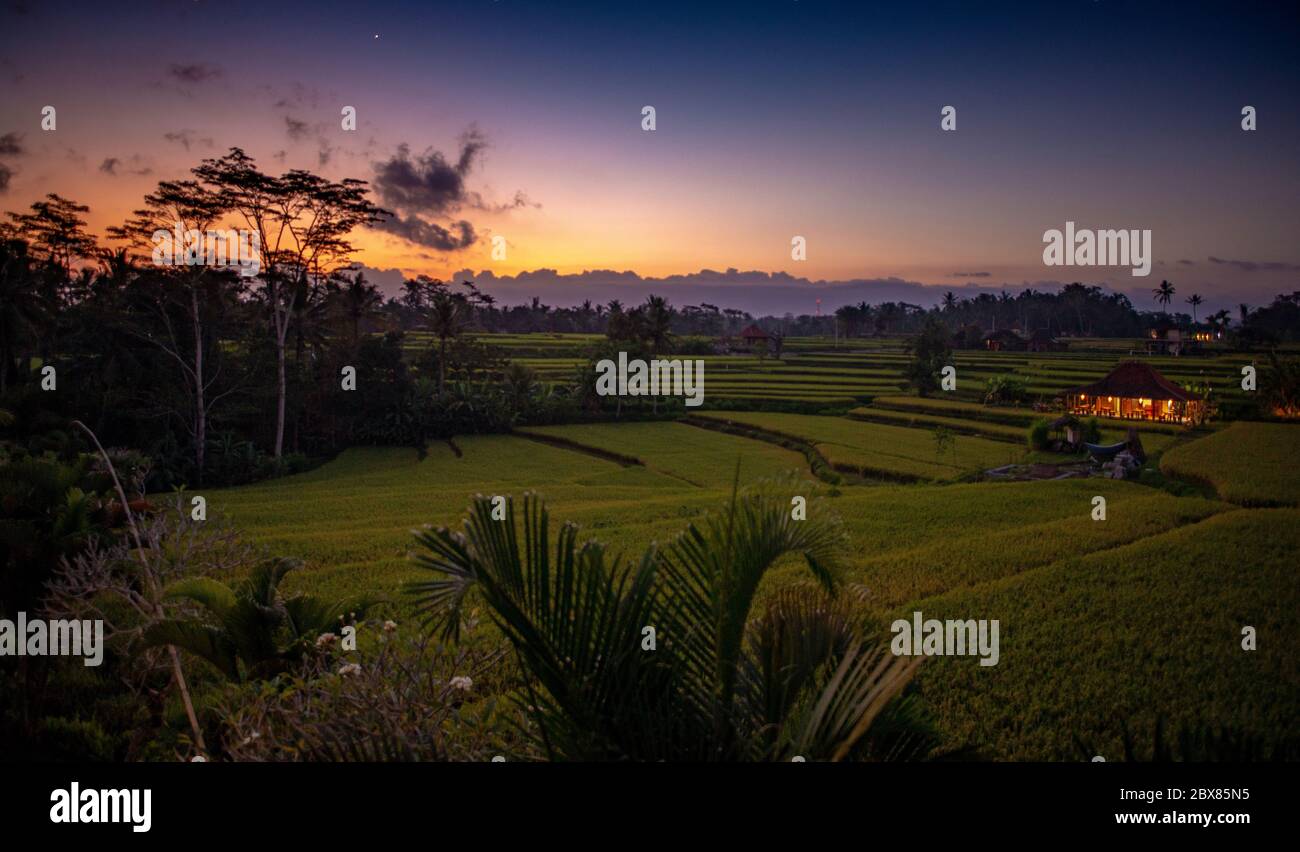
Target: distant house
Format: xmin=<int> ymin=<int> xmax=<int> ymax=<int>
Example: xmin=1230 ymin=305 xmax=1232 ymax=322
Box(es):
xmin=1026 ymin=329 xmax=1067 ymax=353
xmin=1059 ymin=360 xmax=1204 ymax=424
xmin=718 ymin=324 xmax=779 ymax=357
xmin=1145 ymin=318 xmax=1184 ymax=356
xmin=983 ymin=329 xmax=1026 ymax=352
xmin=951 ymin=323 xmax=985 ymax=349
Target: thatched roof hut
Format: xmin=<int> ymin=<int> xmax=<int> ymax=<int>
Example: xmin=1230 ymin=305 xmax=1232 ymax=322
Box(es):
xmin=1059 ymin=360 xmax=1203 ymax=424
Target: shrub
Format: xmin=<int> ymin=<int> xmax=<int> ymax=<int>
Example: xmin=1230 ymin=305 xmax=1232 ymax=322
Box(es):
xmin=1027 ymin=418 xmax=1051 ymax=451
xmin=983 ymin=375 xmax=1029 ymax=405
xmin=215 ymin=629 xmax=527 ymax=762
xmin=903 ymin=316 xmax=952 ymax=397
xmin=672 ymin=335 xmax=716 ymax=356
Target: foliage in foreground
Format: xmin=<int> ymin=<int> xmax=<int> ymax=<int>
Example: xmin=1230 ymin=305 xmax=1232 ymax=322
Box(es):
xmin=144 ymin=557 xmax=379 ymax=682
xmin=216 ymin=628 xmax=529 ymax=762
xmin=407 ymin=481 xmax=928 ymax=761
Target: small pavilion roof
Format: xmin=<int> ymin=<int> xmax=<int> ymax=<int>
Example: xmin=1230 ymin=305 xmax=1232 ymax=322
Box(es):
xmin=1059 ymin=360 xmax=1201 ymax=402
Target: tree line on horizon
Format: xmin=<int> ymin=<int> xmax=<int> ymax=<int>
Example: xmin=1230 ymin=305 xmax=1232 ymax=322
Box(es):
xmin=3 ymin=150 xmax=1300 ymax=488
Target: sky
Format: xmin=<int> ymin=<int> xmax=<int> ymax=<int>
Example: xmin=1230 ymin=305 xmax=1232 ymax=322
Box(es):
xmin=0 ymin=0 xmax=1297 ymax=314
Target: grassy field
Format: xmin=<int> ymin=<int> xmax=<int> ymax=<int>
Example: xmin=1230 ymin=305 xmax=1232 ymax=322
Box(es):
xmin=692 ymin=410 xmax=1033 ymax=480
xmin=200 ymin=335 xmax=1297 ymax=761
xmin=506 ymin=340 xmax=1264 ymax=410
xmin=1160 ymin=422 xmax=1300 ymax=506
xmin=902 ymin=508 xmax=1300 ymax=759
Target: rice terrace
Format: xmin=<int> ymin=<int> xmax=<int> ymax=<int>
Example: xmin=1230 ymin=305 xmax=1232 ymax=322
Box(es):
xmin=194 ymin=333 xmax=1298 ymax=762
xmin=2 ymin=6 xmax=1299 ymax=831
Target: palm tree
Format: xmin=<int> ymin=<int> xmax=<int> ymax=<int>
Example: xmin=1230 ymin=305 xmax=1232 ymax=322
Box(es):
xmin=941 ymin=292 xmax=957 ymax=312
xmin=0 ymin=237 xmax=51 ymax=394
xmin=144 ymin=557 xmax=377 ymax=682
xmin=408 ymin=480 xmax=926 ymax=761
xmin=1238 ymin=303 xmax=1252 ymax=327
xmin=425 ymin=287 xmax=473 ymax=394
xmin=641 ymin=294 xmax=673 ymax=354
xmin=1153 ymin=280 xmax=1176 ymax=313
xmin=501 ymin=362 xmax=540 ymax=416
xmin=401 ymin=278 xmax=428 ymax=313
xmin=337 ymin=270 xmax=383 ymax=345
xmin=1185 ymin=293 xmax=1203 ymax=323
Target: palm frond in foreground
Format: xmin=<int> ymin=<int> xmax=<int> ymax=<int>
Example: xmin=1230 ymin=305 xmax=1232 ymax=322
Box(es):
xmin=407 ymin=480 xmax=925 ymax=761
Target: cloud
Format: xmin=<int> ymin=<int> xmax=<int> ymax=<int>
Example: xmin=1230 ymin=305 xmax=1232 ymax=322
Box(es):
xmin=168 ymin=62 xmax=222 ymax=84
xmin=99 ymin=155 xmax=152 ymax=177
xmin=0 ymin=131 xmax=23 ymax=192
xmin=1207 ymin=256 xmax=1300 ymax=273
xmin=368 ymin=129 xmax=534 ymax=252
xmin=948 ymin=271 xmax=990 ymax=278
xmin=379 ymin=215 xmax=477 ymax=251
xmin=371 ymin=132 xmax=488 ymax=217
xmin=1177 ymin=259 xmax=1196 ymax=266
xmin=346 ymin=264 xmax=407 ymax=294
xmin=417 ymin=268 xmax=1010 ymax=313
xmin=284 ymin=116 xmax=311 ymax=142
xmin=0 ymin=132 xmax=23 ymax=156
xmin=163 ymin=129 xmax=214 ymax=151
xmin=269 ymin=81 xmax=322 ymax=110
xmin=467 ymin=189 xmax=541 ymax=213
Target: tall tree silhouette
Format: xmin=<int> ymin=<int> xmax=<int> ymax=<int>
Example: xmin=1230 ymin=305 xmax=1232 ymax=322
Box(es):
xmin=1153 ymin=280 xmax=1176 ymax=313
xmin=110 ymin=178 xmax=241 ymax=481
xmin=192 ymin=149 xmax=388 ymax=458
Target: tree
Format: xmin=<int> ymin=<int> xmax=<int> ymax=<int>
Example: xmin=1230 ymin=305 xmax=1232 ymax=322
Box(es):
xmin=335 ymin=270 xmax=383 ymax=346
xmin=1153 ymin=280 xmax=1176 ymax=313
xmin=903 ymin=315 xmax=952 ymax=397
xmin=0 ymin=237 xmax=52 ymax=394
xmin=109 ymin=179 xmax=243 ymax=481
xmin=1260 ymin=351 xmax=1300 ymax=418
xmin=401 ymin=278 xmax=427 ymax=313
xmin=641 ymin=294 xmax=674 ymax=354
xmin=941 ymin=291 xmax=957 ymax=312
xmin=408 ymin=483 xmax=926 ymax=761
xmin=192 ymin=149 xmax=388 ymax=458
xmin=423 ymin=279 xmax=476 ymax=395
xmin=1185 ymin=293 xmax=1203 ymax=323
xmin=6 ymin=193 xmax=99 ymax=285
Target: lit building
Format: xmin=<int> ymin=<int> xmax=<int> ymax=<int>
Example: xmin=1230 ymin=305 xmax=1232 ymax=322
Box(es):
xmin=1059 ymin=360 xmax=1205 ymax=424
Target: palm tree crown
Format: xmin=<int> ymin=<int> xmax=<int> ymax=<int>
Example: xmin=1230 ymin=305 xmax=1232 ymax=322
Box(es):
xmin=1153 ymin=280 xmax=1176 ymax=312
xmin=407 ymin=477 xmax=925 ymax=761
